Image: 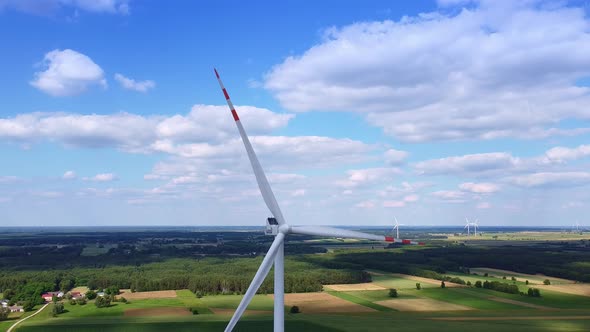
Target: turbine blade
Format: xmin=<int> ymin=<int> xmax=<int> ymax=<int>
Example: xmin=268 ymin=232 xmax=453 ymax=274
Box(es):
xmin=225 ymin=232 xmax=286 ymax=332
xmin=290 ymin=226 xmax=424 ymax=245
xmin=214 ymin=69 xmax=285 ymax=225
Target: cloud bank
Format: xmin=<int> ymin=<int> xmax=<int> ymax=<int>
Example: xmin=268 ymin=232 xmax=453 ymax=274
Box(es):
xmin=265 ymin=1 xmax=590 ymax=142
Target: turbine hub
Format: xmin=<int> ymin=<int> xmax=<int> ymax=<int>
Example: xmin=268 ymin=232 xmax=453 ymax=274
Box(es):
xmin=279 ymin=223 xmax=291 ymax=234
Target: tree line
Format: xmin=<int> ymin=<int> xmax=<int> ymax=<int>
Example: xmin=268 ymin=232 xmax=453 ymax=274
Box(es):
xmin=0 ymin=256 xmax=369 ymax=297
xmin=313 ymin=245 xmax=590 ymax=282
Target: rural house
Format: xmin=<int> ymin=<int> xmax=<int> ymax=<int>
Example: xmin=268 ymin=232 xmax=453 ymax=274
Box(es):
xmin=41 ymin=291 xmax=64 ymax=302
xmin=9 ymin=305 xmax=24 ymax=312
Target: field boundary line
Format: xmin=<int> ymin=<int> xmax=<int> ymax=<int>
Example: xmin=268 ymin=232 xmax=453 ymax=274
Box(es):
xmin=7 ymin=303 xmax=50 ymax=332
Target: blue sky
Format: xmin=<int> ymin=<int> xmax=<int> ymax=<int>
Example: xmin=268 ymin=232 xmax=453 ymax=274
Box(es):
xmin=1 ymin=0 xmax=590 ymax=227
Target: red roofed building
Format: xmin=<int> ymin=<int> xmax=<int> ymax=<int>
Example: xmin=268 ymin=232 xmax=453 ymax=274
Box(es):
xmin=41 ymin=291 xmax=64 ymax=302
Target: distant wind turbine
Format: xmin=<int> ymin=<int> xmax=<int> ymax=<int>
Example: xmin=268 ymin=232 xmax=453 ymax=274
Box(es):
xmin=465 ymin=218 xmax=479 ymax=237
xmin=393 ymin=217 xmax=400 ymax=239
xmin=573 ymin=221 xmax=581 ymax=232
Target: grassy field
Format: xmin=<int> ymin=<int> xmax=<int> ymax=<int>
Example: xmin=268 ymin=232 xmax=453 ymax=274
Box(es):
xmin=325 ymin=291 xmax=394 ymax=312
xmin=0 ymin=304 xmax=48 ymax=332
xmin=471 ymin=287 xmax=590 ymax=309
xmin=5 ymin=256 xmax=590 ymax=331
xmin=7 ymin=282 xmax=590 ymax=332
xmin=341 ymin=289 xmax=417 ymax=303
xmin=80 ymin=244 xmax=117 ymax=256
xmin=445 ymin=231 xmax=590 ymax=242
xmin=469 ymin=268 xmax=572 ymax=285
xmin=304 ymin=313 xmax=590 ymax=332
xmin=197 ymin=294 xmax=273 ymax=311
xmin=16 ymin=316 xmax=337 ymax=332
xmin=13 ymin=312 xmax=590 ymax=332
xmin=0 ymin=321 xmax=14 ymax=332
xmin=17 ymin=292 xmax=214 ymax=324
xmin=371 ymin=274 xmax=436 ymax=289
xmin=443 ymin=272 xmax=532 ymax=291
xmin=409 ymin=288 xmax=526 ymax=310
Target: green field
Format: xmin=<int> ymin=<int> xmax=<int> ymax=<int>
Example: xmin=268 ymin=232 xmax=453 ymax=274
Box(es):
xmin=16 ymin=317 xmax=337 ymax=332
xmin=443 ymin=272 xmax=501 ymax=284
xmin=371 ymin=274 xmax=436 ymax=289
xmin=469 ymin=268 xmax=570 ymax=285
xmin=443 ymin=272 xmax=532 ymax=291
xmin=12 ymin=313 xmax=590 ymax=332
xmin=5 ymin=278 xmax=590 ymax=332
xmin=326 ymin=291 xmax=394 ymax=312
xmin=459 ymin=231 xmax=590 ymax=242
xmin=341 ymin=289 xmax=417 ymax=303
xmin=407 ymin=288 xmax=525 ymax=310
xmin=0 ymin=304 xmax=48 ymax=332
xmin=470 ymin=287 xmax=590 ymax=309
xmin=198 ymin=294 xmax=273 ymax=311
xmin=80 ymin=244 xmax=117 ymax=256
xmin=3 ymin=228 xmax=590 ymax=332
xmin=4 ymin=272 xmax=589 ymax=332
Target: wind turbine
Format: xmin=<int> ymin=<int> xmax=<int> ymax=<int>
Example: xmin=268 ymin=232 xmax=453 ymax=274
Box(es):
xmin=214 ymin=69 xmax=424 ymax=332
xmin=472 ymin=219 xmax=478 ymax=237
xmin=392 ymin=217 xmax=400 ymax=239
xmin=464 ymin=217 xmax=471 ymax=236
xmin=573 ymin=221 xmax=581 ymax=232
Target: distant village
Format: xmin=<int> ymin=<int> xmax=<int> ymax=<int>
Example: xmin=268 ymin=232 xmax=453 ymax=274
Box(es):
xmin=1 ymin=290 xmax=92 ymax=313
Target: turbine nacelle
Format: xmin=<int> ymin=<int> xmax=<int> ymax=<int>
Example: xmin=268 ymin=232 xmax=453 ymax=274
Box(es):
xmin=265 ymin=218 xmax=280 ymax=236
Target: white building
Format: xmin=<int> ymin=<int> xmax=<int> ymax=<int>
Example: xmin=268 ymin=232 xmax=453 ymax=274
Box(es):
xmin=9 ymin=305 xmax=24 ymax=312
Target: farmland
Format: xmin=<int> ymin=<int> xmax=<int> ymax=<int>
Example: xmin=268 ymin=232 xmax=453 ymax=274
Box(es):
xmin=1 ymin=226 xmax=589 ymax=331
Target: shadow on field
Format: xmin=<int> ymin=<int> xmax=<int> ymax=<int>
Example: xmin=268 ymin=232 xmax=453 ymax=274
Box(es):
xmin=15 ymin=320 xmax=342 ymax=332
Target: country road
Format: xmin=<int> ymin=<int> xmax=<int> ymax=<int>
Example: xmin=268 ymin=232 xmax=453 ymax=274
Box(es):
xmin=7 ymin=303 xmax=49 ymax=332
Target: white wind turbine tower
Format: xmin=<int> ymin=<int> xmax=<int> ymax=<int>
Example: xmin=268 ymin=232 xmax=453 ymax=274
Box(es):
xmin=393 ymin=217 xmax=400 ymax=239
xmin=573 ymin=221 xmax=581 ymax=232
xmin=214 ymin=69 xmax=424 ymax=332
xmin=464 ymin=218 xmax=471 ymax=236
xmin=472 ymin=219 xmax=479 ymax=237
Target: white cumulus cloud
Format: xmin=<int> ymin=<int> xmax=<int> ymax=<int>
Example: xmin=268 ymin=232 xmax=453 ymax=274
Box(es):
xmin=30 ymin=49 xmax=106 ymax=96
xmin=114 ymin=73 xmax=155 ymax=92
xmin=543 ymin=144 xmax=590 ymax=164
xmin=265 ymin=1 xmax=590 ymax=142
xmin=355 ymin=200 xmax=376 ymax=209
xmin=62 ymin=170 xmax=76 ymax=179
xmin=0 ymin=105 xmax=294 ymax=153
xmin=84 ymin=173 xmax=117 ymax=182
xmin=431 ymin=190 xmax=466 ymax=203
xmin=510 ymin=172 xmax=590 ymax=188
xmin=384 ymin=149 xmax=409 ymax=165
xmin=459 ymin=182 xmax=500 ymax=193
xmin=337 ymin=167 xmax=400 ymax=188
xmin=414 ymin=152 xmax=519 ymax=176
